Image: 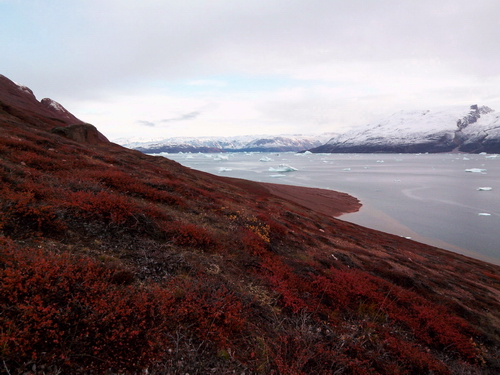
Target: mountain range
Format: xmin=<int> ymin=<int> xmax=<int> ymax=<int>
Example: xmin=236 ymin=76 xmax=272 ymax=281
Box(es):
xmin=117 ymin=133 xmax=334 ymax=153
xmin=119 ymin=104 xmax=500 ymax=155
xmin=2 ymin=74 xmax=500 ymax=373
xmin=310 ymin=104 xmax=500 ymax=154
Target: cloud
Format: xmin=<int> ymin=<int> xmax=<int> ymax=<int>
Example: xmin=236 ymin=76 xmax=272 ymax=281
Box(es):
xmin=137 ymin=120 xmax=156 ymax=127
xmin=160 ymin=111 xmax=201 ymax=123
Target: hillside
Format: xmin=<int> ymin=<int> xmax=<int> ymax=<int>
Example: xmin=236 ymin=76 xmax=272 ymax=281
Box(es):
xmin=2 ymin=76 xmax=500 ymax=374
xmin=310 ymin=105 xmax=500 ymax=153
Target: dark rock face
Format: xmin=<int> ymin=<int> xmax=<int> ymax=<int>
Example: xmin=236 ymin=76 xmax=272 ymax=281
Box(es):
xmin=51 ymin=124 xmax=109 ymax=145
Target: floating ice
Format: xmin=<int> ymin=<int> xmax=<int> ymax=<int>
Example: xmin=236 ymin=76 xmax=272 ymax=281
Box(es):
xmin=478 ymin=213 xmax=491 ymax=216
xmin=269 ymin=164 xmax=298 ymax=172
xmin=270 ymin=174 xmax=286 ymax=178
xmin=376 ymin=160 xmax=384 ymax=163
xmin=343 ymin=168 xmax=351 ymax=171
xmin=477 ymin=187 xmax=492 ymax=191
xmin=259 ymin=156 xmax=274 ymax=162
xmin=465 ymin=168 xmax=487 ymax=173
xmin=218 ymin=167 xmax=232 ymax=172
xmin=213 ymin=155 xmax=229 ymax=161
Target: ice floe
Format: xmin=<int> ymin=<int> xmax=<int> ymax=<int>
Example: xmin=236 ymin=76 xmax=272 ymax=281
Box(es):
xmin=259 ymin=156 xmax=274 ymax=162
xmin=218 ymin=167 xmax=232 ymax=172
xmin=465 ymin=168 xmax=487 ymax=173
xmin=269 ymin=164 xmax=298 ymax=172
xmin=477 ymin=187 xmax=492 ymax=191
xmin=478 ymin=213 xmax=491 ymax=216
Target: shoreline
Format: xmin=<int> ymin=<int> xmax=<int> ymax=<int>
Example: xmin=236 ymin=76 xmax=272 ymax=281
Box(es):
xmin=211 ymin=174 xmax=500 ymax=265
xmin=260 ymin=182 xmax=362 ymax=218
xmin=260 ymin=181 xmax=500 ymax=265
xmin=214 ymin=175 xmax=362 ymax=217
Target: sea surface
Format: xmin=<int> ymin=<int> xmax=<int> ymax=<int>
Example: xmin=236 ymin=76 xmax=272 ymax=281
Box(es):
xmin=161 ymin=152 xmax=500 ymax=265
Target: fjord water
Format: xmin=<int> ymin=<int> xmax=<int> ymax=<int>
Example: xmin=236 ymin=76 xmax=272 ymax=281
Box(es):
xmin=163 ymin=152 xmax=500 ymax=264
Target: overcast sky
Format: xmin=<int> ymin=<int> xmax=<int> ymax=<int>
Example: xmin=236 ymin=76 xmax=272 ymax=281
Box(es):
xmin=2 ymin=0 xmax=500 ymax=141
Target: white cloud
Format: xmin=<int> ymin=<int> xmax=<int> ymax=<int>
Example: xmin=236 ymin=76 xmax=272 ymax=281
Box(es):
xmin=3 ymin=0 xmax=500 ymax=139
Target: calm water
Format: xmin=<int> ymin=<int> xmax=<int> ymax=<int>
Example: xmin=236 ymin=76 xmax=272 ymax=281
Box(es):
xmin=161 ymin=152 xmax=500 ymax=265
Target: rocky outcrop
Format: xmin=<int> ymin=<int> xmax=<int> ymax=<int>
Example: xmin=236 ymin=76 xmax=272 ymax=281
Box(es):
xmin=51 ymin=123 xmax=109 ymax=145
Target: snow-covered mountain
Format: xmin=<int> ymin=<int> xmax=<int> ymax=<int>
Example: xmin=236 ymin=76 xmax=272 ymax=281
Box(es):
xmin=116 ymin=133 xmax=336 ymax=153
xmin=310 ymin=105 xmax=500 ymax=154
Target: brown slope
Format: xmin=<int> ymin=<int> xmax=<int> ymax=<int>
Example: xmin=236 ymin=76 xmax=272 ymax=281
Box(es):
xmin=1 ymin=76 xmax=500 ymax=374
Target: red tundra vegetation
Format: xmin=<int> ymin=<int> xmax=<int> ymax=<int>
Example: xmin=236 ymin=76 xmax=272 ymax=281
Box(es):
xmin=1 ymin=74 xmax=500 ymax=374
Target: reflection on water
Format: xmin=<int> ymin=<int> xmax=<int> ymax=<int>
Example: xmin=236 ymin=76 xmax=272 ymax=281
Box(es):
xmin=162 ymin=152 xmax=500 ymax=264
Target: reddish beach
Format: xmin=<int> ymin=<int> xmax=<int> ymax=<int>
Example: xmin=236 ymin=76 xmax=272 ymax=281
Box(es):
xmin=261 ymin=182 xmax=362 ymax=217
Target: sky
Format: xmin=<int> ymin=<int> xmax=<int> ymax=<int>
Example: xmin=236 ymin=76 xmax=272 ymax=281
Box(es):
xmin=2 ymin=0 xmax=500 ymax=141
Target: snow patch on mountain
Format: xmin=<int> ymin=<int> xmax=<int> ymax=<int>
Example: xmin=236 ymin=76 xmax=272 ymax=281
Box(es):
xmin=13 ymin=81 xmax=35 ymax=97
xmin=310 ymin=105 xmax=499 ymax=153
xmin=41 ymin=98 xmax=66 ymax=112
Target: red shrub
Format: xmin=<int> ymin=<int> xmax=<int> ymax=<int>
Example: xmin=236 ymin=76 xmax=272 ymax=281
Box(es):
xmin=12 ymin=150 xmax=64 ymax=171
xmin=0 ymin=240 xmax=249 ymax=372
xmin=168 ymin=222 xmax=219 ymax=250
xmin=260 ymin=255 xmax=309 ymax=313
xmin=63 ymin=190 xmax=139 ymax=224
xmin=0 ymin=240 xmax=170 ymax=372
xmin=0 ymin=187 xmax=66 ymax=237
xmin=167 ymin=279 xmax=246 ymax=347
xmin=311 ymin=268 xmax=479 ymax=360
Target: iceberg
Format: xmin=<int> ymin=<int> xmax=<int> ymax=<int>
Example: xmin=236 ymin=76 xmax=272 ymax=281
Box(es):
xmin=478 ymin=213 xmax=491 ymax=216
xmin=269 ymin=164 xmax=298 ymax=172
xmin=465 ymin=168 xmax=487 ymax=173
xmin=218 ymin=167 xmax=232 ymax=172
xmin=477 ymin=187 xmax=492 ymax=191
xmin=259 ymin=156 xmax=274 ymax=162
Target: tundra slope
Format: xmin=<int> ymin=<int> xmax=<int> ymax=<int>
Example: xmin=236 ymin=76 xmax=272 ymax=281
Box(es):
xmin=310 ymin=104 xmax=500 ymax=153
xmin=1 ymin=75 xmax=500 ymax=374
